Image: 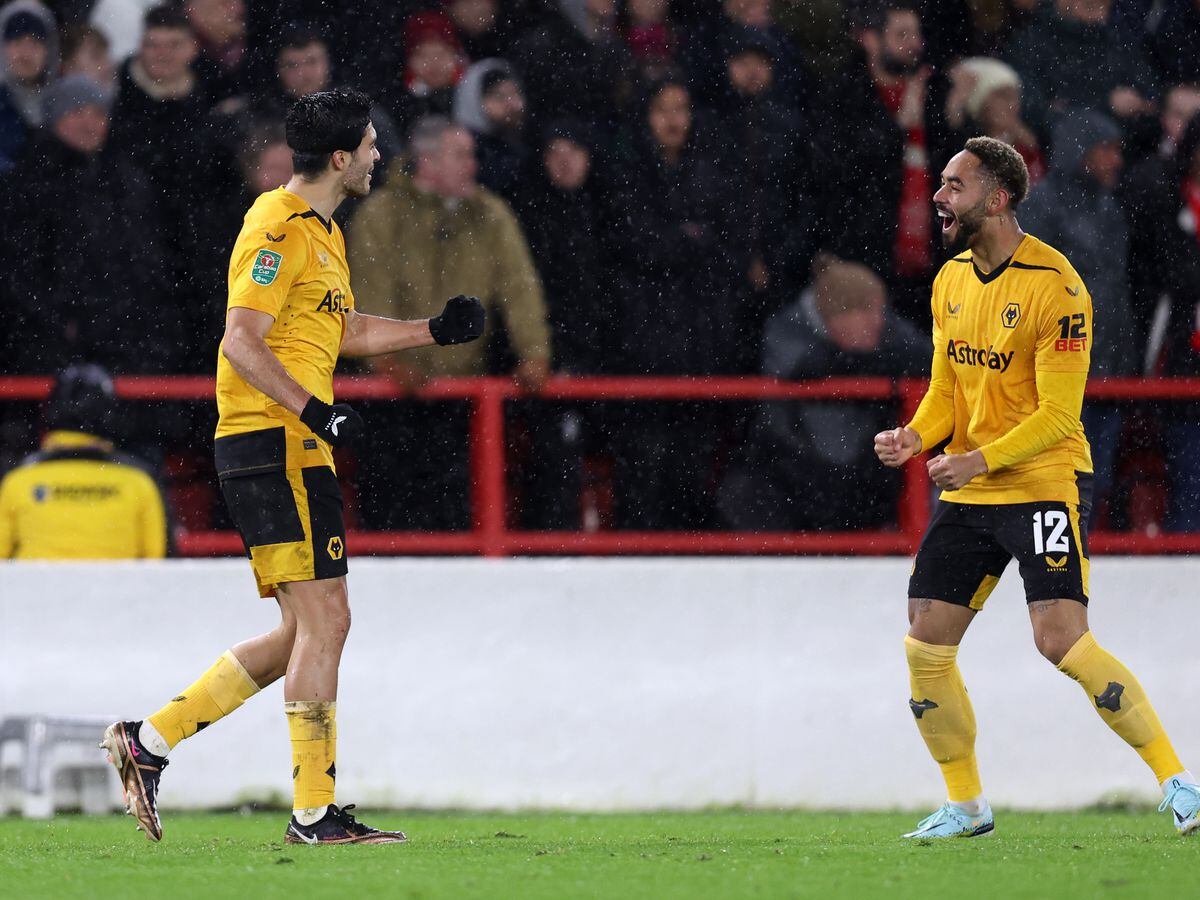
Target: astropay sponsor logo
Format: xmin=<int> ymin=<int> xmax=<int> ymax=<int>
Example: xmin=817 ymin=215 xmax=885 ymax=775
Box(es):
xmin=946 ymin=339 xmax=1014 ymax=372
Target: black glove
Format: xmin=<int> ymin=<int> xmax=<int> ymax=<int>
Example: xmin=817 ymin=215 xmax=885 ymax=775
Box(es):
xmin=429 ymin=294 xmax=485 ymax=346
xmin=299 ymin=396 xmax=364 ymax=447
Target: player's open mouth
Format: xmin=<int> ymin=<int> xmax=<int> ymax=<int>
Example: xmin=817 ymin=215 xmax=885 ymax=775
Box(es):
xmin=938 ymin=209 xmax=956 ymax=232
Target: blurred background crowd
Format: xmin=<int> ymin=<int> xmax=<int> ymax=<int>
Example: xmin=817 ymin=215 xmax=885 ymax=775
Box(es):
xmin=1 ymin=0 xmax=1199 ymax=550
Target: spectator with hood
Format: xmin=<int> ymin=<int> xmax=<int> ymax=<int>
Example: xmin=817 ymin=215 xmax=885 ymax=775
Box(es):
xmin=516 ymin=117 xmax=608 ymax=374
xmin=679 ymin=0 xmax=804 ymax=110
xmin=0 ymin=0 xmax=58 ymax=171
xmin=713 ymin=27 xmax=814 ymax=366
xmin=2 ymin=75 xmax=175 ymax=374
xmin=718 ymin=256 xmax=927 ymax=531
xmin=603 ymin=76 xmax=742 ymax=528
xmin=453 ymin=57 xmax=529 ymax=200
xmin=1022 ymin=107 xmax=1138 ymax=519
xmin=1122 ymin=112 xmax=1200 ymax=531
xmin=514 ymin=118 xmax=608 ymax=529
xmin=0 ymin=364 xmax=168 ymax=559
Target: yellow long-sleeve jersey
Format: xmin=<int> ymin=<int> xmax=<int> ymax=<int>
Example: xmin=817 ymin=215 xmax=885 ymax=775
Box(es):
xmin=0 ymin=431 xmax=168 ymax=559
xmin=908 ymin=234 xmax=1094 ymax=506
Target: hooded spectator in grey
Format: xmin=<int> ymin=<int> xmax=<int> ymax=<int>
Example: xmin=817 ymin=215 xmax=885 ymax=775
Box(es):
xmin=1022 ymin=106 xmax=1136 ymax=520
xmin=453 ymin=58 xmax=528 ymax=200
xmin=0 ymin=0 xmax=59 ymax=169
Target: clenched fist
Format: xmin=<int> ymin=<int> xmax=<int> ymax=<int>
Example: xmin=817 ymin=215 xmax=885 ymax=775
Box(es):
xmin=874 ymin=426 xmax=922 ymax=468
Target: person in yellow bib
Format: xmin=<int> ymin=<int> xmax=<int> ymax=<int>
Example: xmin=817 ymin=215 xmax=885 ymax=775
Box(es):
xmin=0 ymin=364 xmax=167 ymax=560
xmin=875 ymin=136 xmax=1198 ymax=840
xmin=101 ymin=89 xmax=484 ymax=846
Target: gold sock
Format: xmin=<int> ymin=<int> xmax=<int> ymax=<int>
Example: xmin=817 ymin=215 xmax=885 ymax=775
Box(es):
xmin=1057 ymin=631 xmax=1184 ymax=783
xmin=905 ymin=636 xmax=983 ymax=802
xmin=286 ymin=700 xmax=337 ymax=812
xmin=146 ymin=650 xmax=260 ymax=750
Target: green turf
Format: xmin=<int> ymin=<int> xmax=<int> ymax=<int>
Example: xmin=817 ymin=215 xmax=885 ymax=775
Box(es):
xmin=0 ymin=809 xmax=1193 ymax=899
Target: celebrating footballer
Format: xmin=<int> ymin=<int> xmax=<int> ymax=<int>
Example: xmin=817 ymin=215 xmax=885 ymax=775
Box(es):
xmin=875 ymin=136 xmax=1199 ymax=839
xmin=101 ymin=89 xmax=485 ymax=845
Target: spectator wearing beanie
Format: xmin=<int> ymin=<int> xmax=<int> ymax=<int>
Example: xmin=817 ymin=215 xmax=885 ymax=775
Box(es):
xmin=943 ymin=57 xmax=1045 ymax=186
xmin=0 ymin=0 xmax=59 ymax=170
xmin=383 ymin=10 xmax=466 ymax=132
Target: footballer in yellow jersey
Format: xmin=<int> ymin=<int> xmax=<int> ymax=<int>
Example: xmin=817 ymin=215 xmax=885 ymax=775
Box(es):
xmin=103 ymin=90 xmax=485 ymax=847
xmin=876 ymin=137 xmax=1199 ymax=840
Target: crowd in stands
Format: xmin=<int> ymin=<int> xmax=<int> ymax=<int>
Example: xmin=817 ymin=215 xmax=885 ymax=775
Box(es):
xmin=1 ymin=0 xmax=1199 ymax=539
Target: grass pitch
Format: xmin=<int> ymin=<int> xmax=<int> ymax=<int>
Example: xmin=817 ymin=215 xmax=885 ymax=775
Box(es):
xmin=0 ymin=809 xmax=1192 ymax=899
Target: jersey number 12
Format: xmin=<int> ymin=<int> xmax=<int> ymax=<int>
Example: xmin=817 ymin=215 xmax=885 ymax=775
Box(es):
xmin=1032 ymin=510 xmax=1070 ymax=554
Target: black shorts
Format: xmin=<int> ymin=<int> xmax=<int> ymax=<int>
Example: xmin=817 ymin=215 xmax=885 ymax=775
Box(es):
xmin=908 ymin=498 xmax=1090 ymax=609
xmin=216 ymin=428 xmax=348 ymax=597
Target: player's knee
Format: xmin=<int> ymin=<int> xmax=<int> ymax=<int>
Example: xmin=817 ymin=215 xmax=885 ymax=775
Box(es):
xmin=1034 ymin=628 xmax=1081 ymax=666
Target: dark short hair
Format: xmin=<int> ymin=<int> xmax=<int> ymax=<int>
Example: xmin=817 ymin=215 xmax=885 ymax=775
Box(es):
xmin=854 ymin=0 xmax=920 ymax=31
xmin=143 ymin=4 xmax=191 ymax=32
xmin=285 ymin=88 xmax=372 ymax=177
xmin=278 ymin=26 xmax=326 ymax=55
xmin=964 ymin=135 xmax=1030 ymax=209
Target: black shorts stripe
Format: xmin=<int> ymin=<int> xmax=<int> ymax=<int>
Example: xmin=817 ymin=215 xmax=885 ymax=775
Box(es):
xmin=302 ymin=467 xmax=347 ymax=580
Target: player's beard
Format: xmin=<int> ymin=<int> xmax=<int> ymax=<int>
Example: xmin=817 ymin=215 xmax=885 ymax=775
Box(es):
xmin=943 ymin=199 xmax=987 ymax=254
xmin=344 ymin=167 xmax=372 ymax=198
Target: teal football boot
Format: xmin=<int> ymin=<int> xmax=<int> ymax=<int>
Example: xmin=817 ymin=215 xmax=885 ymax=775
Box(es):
xmin=902 ymin=802 xmax=994 ymax=839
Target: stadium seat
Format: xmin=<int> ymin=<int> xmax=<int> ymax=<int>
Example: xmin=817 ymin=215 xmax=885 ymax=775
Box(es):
xmin=0 ymin=715 xmax=120 ymax=818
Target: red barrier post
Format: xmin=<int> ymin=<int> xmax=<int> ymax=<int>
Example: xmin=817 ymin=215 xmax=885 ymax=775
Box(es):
xmin=896 ymin=378 xmax=930 ymax=554
xmin=469 ymin=379 xmax=508 ymax=557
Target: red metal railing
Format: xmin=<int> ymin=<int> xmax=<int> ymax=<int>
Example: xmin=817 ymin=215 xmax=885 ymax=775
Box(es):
xmin=3 ymin=375 xmax=1199 ymax=556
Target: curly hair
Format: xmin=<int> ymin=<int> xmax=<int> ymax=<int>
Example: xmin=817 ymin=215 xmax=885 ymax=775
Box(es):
xmin=964 ymin=136 xmax=1030 ymax=209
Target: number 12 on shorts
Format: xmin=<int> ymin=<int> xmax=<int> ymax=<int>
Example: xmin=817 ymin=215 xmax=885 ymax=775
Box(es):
xmin=1033 ymin=510 xmax=1070 ymax=555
